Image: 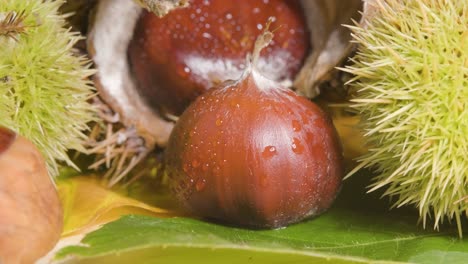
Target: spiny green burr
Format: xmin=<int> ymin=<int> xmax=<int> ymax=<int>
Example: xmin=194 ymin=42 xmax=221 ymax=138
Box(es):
xmin=0 ymin=0 xmax=96 ymax=177
xmin=343 ymin=0 xmax=468 ymax=236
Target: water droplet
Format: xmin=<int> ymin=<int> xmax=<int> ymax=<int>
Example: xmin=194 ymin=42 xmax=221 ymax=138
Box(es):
xmin=226 ymin=13 xmax=233 ymax=20
xmin=213 ymin=165 xmax=221 ymax=177
xmin=216 ymin=119 xmax=223 ymax=126
xmin=202 ymin=163 xmax=209 ymax=171
xmin=202 ymin=32 xmax=212 ymax=39
xmin=195 ymin=178 xmax=206 ymax=191
xmin=292 ymin=120 xmax=301 ymax=132
xmin=262 ymin=146 xmax=277 ymax=159
xmin=192 ymin=159 xmax=200 ymax=168
xmin=257 ymin=24 xmax=263 ymax=30
xmin=230 ymin=100 xmax=240 ymax=108
xmin=291 ymin=138 xmax=304 ymax=154
xmin=176 ymin=64 xmax=190 ymax=77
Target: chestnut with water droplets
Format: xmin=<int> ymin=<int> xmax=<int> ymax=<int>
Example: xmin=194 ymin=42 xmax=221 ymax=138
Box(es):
xmin=165 ymin=31 xmax=343 ymax=229
xmin=128 ymin=0 xmax=309 ymax=115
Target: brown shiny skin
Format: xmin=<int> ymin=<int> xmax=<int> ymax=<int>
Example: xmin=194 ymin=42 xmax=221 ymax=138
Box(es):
xmin=165 ymin=72 xmax=343 ymax=228
xmin=0 ymin=128 xmax=63 ymax=264
xmin=128 ymin=0 xmax=309 ymax=115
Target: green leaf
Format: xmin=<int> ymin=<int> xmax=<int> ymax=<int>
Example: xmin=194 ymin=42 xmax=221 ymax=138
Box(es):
xmin=55 ymin=171 xmax=468 ymax=264
xmin=56 ymin=212 xmax=468 ymax=264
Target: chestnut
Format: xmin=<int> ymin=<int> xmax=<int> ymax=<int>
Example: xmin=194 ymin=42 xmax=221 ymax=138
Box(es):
xmin=165 ymin=31 xmax=343 ymax=229
xmin=0 ymin=126 xmax=63 ymax=263
xmin=128 ymin=0 xmax=309 ymax=116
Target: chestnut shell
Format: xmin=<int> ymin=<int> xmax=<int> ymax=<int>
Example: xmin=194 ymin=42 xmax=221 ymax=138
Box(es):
xmin=0 ymin=128 xmax=63 ymax=263
xmin=165 ymin=73 xmax=343 ymax=228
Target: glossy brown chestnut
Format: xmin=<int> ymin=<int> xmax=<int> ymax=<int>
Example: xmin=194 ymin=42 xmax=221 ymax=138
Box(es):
xmin=0 ymin=127 xmax=63 ymax=264
xmin=128 ymin=0 xmax=309 ymax=116
xmin=165 ymin=65 xmax=343 ymax=228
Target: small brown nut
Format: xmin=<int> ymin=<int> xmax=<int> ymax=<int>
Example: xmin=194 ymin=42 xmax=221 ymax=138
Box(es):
xmin=0 ymin=127 xmax=63 ymax=264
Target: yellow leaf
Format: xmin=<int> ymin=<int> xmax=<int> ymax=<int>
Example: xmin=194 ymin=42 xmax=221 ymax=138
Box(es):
xmin=332 ymin=115 xmax=368 ymax=160
xmin=57 ymin=176 xmax=175 ymax=237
